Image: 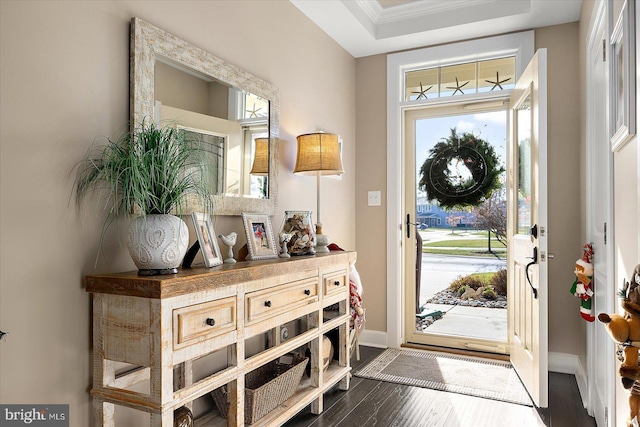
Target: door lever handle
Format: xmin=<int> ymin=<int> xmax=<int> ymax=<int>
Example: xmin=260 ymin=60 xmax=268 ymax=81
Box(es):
xmin=525 ymin=247 xmax=539 ymax=299
xmin=406 ymin=214 xmax=418 ymax=238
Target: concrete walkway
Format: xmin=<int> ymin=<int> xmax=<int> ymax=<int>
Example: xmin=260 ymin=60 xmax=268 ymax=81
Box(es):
xmin=419 ymin=303 xmax=507 ymax=342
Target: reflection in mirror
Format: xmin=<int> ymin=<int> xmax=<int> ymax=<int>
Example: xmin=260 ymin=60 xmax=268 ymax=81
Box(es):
xmin=178 ymin=126 xmax=226 ymax=195
xmin=131 ymin=17 xmax=279 ymax=215
xmin=249 ymin=138 xmax=269 ymax=199
xmin=155 ymin=61 xmax=269 ymax=199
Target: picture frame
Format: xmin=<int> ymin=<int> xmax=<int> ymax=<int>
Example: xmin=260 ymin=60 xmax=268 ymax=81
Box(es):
xmin=610 ymin=0 xmax=636 ymax=151
xmin=241 ymin=212 xmax=278 ymax=260
xmin=191 ymin=212 xmax=223 ymax=267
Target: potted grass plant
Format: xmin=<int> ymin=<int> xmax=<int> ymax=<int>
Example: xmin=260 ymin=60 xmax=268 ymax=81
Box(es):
xmin=74 ymin=121 xmax=214 ymax=275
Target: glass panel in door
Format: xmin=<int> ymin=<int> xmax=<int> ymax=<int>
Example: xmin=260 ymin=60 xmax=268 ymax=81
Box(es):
xmin=516 ymin=95 xmax=532 ymax=236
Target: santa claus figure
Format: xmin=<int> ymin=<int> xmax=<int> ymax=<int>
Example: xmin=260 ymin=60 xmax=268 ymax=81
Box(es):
xmin=570 ymin=244 xmax=595 ymax=322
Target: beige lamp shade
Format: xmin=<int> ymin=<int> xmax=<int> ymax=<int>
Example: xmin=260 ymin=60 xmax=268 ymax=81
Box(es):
xmin=294 ymin=133 xmax=343 ymax=176
xmin=249 ymin=138 xmax=269 ymax=176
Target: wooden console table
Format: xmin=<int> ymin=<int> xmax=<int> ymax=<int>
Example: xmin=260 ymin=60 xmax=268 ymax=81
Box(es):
xmin=85 ymin=251 xmax=355 ymax=426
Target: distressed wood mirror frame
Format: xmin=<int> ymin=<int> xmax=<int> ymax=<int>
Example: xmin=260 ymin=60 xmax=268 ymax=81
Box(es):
xmin=130 ymin=17 xmax=279 ymax=215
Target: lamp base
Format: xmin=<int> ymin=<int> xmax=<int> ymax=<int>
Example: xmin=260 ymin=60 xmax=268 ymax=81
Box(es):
xmin=315 ymin=233 xmax=330 ymax=254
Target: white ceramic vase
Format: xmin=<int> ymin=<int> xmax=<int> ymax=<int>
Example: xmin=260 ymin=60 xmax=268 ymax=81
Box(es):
xmin=127 ymin=214 xmax=189 ymax=275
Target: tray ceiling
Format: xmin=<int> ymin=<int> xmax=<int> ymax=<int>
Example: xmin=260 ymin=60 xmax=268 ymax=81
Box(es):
xmin=290 ymin=0 xmax=582 ymax=57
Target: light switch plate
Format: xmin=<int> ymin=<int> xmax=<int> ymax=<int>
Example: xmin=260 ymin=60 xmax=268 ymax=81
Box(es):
xmin=368 ymin=191 xmax=381 ymax=206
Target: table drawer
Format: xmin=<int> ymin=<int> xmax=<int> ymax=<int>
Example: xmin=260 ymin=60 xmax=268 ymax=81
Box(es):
xmin=246 ymin=279 xmax=318 ymax=323
xmin=324 ymin=271 xmax=348 ymax=296
xmin=173 ymin=297 xmax=236 ymax=349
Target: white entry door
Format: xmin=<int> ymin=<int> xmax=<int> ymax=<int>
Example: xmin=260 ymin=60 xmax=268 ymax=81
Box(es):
xmin=507 ymin=49 xmax=548 ymax=408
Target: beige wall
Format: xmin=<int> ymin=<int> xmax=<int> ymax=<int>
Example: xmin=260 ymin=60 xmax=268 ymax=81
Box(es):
xmin=355 ymin=23 xmax=585 ymax=357
xmin=355 ymin=54 xmax=388 ymax=332
xmin=534 ymin=23 xmax=584 ymax=357
xmin=0 ymin=1 xmax=355 ymax=425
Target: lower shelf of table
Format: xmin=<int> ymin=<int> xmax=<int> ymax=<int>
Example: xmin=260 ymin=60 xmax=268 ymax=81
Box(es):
xmin=194 ymin=362 xmax=351 ymax=427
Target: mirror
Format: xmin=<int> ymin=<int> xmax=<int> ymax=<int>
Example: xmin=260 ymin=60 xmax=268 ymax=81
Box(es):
xmin=130 ymin=17 xmax=279 ymax=215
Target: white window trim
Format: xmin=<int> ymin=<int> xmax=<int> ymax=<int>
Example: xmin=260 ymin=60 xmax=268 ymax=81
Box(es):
xmin=385 ymin=31 xmax=534 ymax=348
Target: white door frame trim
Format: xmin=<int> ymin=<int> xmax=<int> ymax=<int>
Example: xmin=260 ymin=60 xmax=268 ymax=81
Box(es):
xmin=585 ymin=0 xmax=616 ymax=423
xmin=386 ymin=31 xmax=534 ymax=348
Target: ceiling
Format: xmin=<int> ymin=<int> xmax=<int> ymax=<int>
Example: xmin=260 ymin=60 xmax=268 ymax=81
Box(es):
xmin=290 ymin=0 xmax=583 ymax=58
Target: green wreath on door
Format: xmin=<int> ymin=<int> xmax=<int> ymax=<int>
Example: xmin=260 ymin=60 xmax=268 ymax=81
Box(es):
xmin=419 ymin=128 xmax=504 ymax=210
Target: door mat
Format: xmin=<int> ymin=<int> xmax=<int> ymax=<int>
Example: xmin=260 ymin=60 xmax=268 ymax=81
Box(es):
xmin=354 ymin=348 xmax=532 ymax=406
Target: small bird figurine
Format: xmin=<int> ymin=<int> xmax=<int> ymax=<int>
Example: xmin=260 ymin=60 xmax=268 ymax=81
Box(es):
xmin=218 ymin=232 xmax=237 ymax=264
xmin=279 ymin=232 xmax=293 ymax=258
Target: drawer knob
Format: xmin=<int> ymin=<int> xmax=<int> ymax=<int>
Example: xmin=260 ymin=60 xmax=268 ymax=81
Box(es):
xmin=334 ymin=280 xmax=341 ymax=286
xmin=264 ymin=300 xmax=272 ymax=307
xmin=304 ymin=289 xmax=311 ymax=295
xmin=205 ymin=318 xmax=216 ymax=326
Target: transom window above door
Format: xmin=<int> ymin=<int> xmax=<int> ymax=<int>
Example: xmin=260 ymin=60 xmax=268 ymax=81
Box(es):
xmin=405 ymin=56 xmax=516 ymax=101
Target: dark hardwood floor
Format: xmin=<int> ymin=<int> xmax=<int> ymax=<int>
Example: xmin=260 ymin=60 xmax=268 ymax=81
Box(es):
xmin=284 ymin=346 xmax=597 ymax=427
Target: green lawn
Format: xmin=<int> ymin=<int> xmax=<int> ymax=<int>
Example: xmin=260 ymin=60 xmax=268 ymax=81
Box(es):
xmin=422 ymin=248 xmax=505 ymax=258
xmin=423 ymin=239 xmax=506 ymax=248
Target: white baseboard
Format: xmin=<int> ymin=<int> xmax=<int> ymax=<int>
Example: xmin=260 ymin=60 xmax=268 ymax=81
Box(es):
xmin=359 ymin=329 xmax=387 ymax=348
xmin=549 ymin=351 xmax=588 ymax=408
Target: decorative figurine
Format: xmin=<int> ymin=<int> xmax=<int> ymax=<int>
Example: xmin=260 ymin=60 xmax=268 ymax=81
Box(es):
xmin=279 ymin=232 xmax=293 ymax=258
xmin=570 ymin=243 xmax=595 ymax=322
xmin=218 ymin=232 xmax=237 ymax=264
xmin=598 ymin=264 xmax=640 ymax=426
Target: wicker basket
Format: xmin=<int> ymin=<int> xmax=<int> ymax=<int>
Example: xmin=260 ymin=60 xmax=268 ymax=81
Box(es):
xmin=211 ymin=354 xmax=308 ymax=424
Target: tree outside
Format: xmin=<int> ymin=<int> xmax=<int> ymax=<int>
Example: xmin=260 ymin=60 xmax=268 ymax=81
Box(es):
xmin=472 ymin=188 xmax=506 ymax=253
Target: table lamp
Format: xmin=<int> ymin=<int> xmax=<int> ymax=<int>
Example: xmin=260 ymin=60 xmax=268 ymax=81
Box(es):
xmin=294 ymin=133 xmax=343 ymax=253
